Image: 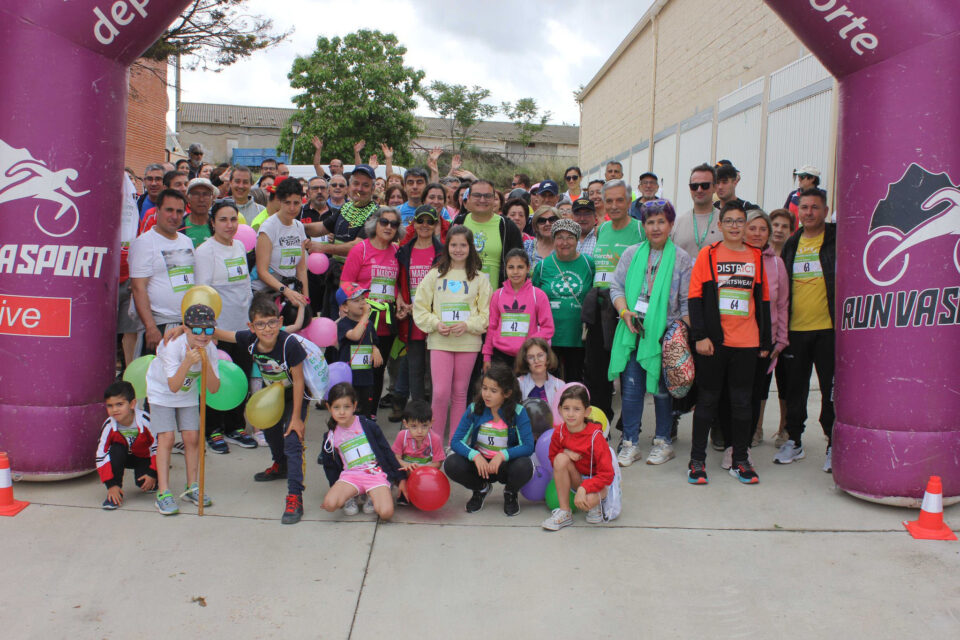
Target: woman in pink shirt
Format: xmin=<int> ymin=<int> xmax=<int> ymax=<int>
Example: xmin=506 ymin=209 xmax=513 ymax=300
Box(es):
xmin=341 ymin=206 xmax=401 ymax=414
xmin=745 ymin=210 xmax=789 ymax=447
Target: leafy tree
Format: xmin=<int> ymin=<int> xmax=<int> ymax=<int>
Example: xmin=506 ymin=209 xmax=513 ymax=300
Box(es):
xmin=502 ymin=98 xmax=552 ymax=160
xmin=142 ymin=0 xmax=290 ymax=71
xmin=424 ymin=82 xmax=498 ymax=154
xmin=279 ymin=30 xmax=425 ymax=166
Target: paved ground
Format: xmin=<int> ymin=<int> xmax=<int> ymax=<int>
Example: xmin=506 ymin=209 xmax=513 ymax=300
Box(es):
xmin=4 ymin=389 xmax=959 ymax=639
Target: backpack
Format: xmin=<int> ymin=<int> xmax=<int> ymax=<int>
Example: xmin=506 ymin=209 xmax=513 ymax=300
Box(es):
xmin=661 ymin=320 xmax=695 ymax=398
xmin=292 ymin=334 xmax=330 ymax=400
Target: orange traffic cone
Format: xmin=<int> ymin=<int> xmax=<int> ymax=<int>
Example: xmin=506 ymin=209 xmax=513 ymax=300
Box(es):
xmin=0 ymin=452 xmax=29 ymax=517
xmin=903 ymin=476 xmax=956 ymax=541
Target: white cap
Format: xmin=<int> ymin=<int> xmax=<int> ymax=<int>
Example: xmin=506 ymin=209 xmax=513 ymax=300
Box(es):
xmin=794 ymin=165 xmax=821 ymax=177
xmin=186 ymin=177 xmax=217 ymax=194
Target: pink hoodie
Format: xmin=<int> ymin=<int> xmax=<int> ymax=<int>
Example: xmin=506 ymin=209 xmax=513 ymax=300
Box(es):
xmin=764 ymin=246 xmax=790 ymax=350
xmin=483 ymin=279 xmax=555 ymax=361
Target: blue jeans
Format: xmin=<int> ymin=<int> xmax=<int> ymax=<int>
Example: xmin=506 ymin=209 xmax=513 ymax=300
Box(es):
xmin=620 ymin=351 xmax=672 ymax=444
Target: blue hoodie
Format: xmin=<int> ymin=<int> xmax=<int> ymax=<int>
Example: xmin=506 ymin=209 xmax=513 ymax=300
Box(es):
xmin=450 ymin=403 xmax=534 ymax=462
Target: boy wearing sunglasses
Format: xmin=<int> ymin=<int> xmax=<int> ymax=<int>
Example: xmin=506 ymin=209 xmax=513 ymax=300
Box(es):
xmin=146 ymin=303 xmax=221 ymax=515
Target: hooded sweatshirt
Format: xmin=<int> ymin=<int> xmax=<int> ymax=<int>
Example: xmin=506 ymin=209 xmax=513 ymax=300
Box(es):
xmin=548 ymin=420 xmax=614 ymax=494
xmin=482 ymin=279 xmax=554 ymax=361
xmin=412 ymin=266 xmax=492 ymax=352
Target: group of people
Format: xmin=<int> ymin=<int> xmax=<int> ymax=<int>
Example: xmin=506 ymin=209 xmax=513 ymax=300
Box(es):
xmin=105 ymin=145 xmax=836 ymax=529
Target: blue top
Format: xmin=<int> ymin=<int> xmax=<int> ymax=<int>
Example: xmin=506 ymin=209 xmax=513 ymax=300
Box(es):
xmin=450 ymin=403 xmax=534 ymax=462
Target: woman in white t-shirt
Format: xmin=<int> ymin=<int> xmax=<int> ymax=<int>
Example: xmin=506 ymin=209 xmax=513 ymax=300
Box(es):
xmin=253 ymin=178 xmax=310 ymax=324
xmin=195 ymin=200 xmax=258 ymax=450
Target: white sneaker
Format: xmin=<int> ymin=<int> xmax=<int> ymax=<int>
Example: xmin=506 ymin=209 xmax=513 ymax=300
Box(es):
xmin=541 ymin=508 xmax=573 ymax=531
xmin=646 ymin=439 xmax=675 ymax=465
xmin=343 ymin=497 xmax=360 ymax=516
xmin=585 ymin=504 xmax=603 ymax=524
xmin=361 ymin=494 xmax=375 ymax=514
xmin=172 ymin=441 xmax=185 ymax=455
xmin=773 ymin=440 xmax=805 ymax=465
xmin=822 ymin=446 xmax=832 ymax=473
xmin=721 ymin=446 xmax=733 ymax=470
xmin=618 ymin=440 xmax=642 ymax=467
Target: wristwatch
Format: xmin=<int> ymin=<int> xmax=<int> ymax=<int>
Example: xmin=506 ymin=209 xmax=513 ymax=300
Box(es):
xmin=278 ymin=285 xmax=286 ymax=294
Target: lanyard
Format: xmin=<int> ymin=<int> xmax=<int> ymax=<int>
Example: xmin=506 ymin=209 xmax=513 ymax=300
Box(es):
xmin=692 ymin=211 xmax=714 ymax=250
xmin=640 ymin=250 xmax=662 ymax=298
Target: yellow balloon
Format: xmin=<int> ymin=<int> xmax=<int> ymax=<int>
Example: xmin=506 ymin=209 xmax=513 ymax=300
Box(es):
xmin=245 ymin=382 xmax=286 ymax=429
xmin=589 ymin=406 xmax=609 ymax=438
xmin=181 ymin=285 xmax=223 ymax=318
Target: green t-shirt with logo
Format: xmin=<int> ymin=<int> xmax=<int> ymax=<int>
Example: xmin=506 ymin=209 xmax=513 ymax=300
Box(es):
xmin=463 ymin=214 xmax=502 ymax=288
xmin=532 ymin=253 xmax=595 ymax=347
xmin=182 ymin=216 xmax=212 ymax=248
xmin=592 ymin=219 xmax=645 ymax=288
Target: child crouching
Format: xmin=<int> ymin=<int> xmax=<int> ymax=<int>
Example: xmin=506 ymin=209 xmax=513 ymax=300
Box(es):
xmin=96 ymin=381 xmax=157 ymax=509
xmin=321 ymin=383 xmax=406 ymax=520
xmin=391 ymin=399 xmax=445 ymax=505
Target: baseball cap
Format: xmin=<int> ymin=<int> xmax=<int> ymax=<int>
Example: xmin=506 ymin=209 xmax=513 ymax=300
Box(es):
xmin=639 ymin=171 xmax=658 ymax=182
xmin=794 ymin=164 xmax=821 ymax=177
xmin=530 ymin=182 xmax=541 ymax=195
xmin=572 ymin=197 xmax=595 ymax=213
xmin=551 ymin=218 xmax=582 ymax=239
xmin=539 ymin=180 xmax=559 ymax=195
xmin=352 ymin=164 xmax=376 ymax=180
xmin=186 ymin=177 xmax=217 ymax=194
xmin=336 ymin=282 xmax=369 ymax=306
xmin=188 ymin=143 xmax=204 ymax=155
xmin=183 ymin=304 xmax=216 ymax=328
xmin=413 ymin=204 xmax=439 ymax=221
xmin=507 ymin=188 xmax=531 ymax=204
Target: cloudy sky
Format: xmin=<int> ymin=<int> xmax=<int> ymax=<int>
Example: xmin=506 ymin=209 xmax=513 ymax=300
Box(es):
xmin=170 ymin=0 xmax=655 ymax=129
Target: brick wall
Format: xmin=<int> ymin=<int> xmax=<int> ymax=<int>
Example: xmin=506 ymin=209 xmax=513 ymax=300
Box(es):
xmin=124 ymin=58 xmax=169 ymax=178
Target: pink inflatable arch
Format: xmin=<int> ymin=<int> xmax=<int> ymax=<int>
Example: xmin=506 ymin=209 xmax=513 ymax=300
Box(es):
xmin=0 ymin=0 xmax=190 ymax=479
xmin=765 ymin=0 xmax=960 ymax=505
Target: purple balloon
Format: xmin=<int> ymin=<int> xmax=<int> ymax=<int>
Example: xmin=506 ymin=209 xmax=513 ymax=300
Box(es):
xmin=326 ymin=362 xmax=353 ymax=398
xmin=535 ymin=428 xmax=554 ymax=473
xmin=520 ymin=462 xmax=551 ymax=502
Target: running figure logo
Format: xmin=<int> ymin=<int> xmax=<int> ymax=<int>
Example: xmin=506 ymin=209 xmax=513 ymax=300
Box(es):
xmin=863 ymin=163 xmax=960 ymax=286
xmin=0 ymin=138 xmax=88 ymax=237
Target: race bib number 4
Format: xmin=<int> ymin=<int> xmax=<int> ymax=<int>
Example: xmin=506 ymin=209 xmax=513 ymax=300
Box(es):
xmin=225 ymin=256 xmax=248 ymax=282
xmin=793 ymin=254 xmax=823 ymax=280
xmin=350 ymin=344 xmax=373 ymax=370
xmin=279 ymin=247 xmax=301 ymax=271
xmin=441 ymin=302 xmax=470 ymax=324
xmin=719 ymin=288 xmax=750 ymax=316
xmin=168 ymin=265 xmax=195 ymax=293
xmin=501 ymin=312 xmax=530 ymax=337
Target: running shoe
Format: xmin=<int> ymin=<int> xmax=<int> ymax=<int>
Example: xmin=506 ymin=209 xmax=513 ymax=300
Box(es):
xmin=687 ymin=460 xmax=708 ymax=485
xmin=155 ymin=491 xmax=179 ymax=515
xmin=254 ymin=462 xmax=287 ymax=482
xmin=541 ymin=508 xmax=573 ymax=531
xmin=281 ymin=494 xmax=303 ymax=524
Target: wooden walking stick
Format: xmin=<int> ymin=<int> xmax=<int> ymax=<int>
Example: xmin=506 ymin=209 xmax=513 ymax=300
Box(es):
xmin=198 ymin=348 xmax=208 ymax=516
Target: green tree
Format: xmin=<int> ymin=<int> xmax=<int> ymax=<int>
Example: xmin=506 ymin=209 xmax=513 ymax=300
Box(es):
xmin=502 ymin=98 xmax=552 ymax=160
xmin=424 ymin=82 xmax=497 ymax=154
xmin=280 ymin=30 xmax=425 ymax=166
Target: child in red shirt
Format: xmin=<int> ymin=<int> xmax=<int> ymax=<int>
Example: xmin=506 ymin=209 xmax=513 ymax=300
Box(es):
xmin=541 ymin=385 xmax=614 ymax=530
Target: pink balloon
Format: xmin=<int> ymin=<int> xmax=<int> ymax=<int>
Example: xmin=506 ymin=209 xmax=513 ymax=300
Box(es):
xmin=307 ymin=252 xmax=329 ymax=275
xmin=551 ymin=382 xmax=589 ymax=427
xmin=216 ymin=349 xmax=232 ymax=362
xmin=302 ymin=317 xmax=337 ymax=348
xmin=235 ymin=224 xmax=257 ymax=252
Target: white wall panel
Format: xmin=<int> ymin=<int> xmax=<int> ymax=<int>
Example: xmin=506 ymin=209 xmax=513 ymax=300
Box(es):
xmin=716 ymin=105 xmax=762 ymax=205
xmin=769 ymin=54 xmax=831 ymax=102
xmin=651 ymin=135 xmax=677 ymax=204
xmin=674 ymin=122 xmax=713 ymax=213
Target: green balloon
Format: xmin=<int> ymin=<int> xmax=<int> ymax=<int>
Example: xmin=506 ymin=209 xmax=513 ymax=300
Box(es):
xmin=544 ymin=478 xmax=578 ymax=514
xmin=206 ymin=360 xmax=248 ymax=410
xmin=122 ymin=355 xmax=155 ymax=401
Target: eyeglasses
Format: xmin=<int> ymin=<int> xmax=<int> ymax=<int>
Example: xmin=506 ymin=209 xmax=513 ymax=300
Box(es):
xmin=564 ymin=175 xmax=580 ymax=182
xmin=689 ymin=182 xmax=713 ymax=191
xmin=414 ymin=216 xmax=436 ymax=225
xmin=252 ymin=319 xmax=281 ymax=330
xmin=537 ymin=216 xmax=559 ymax=224
xmin=526 ymin=352 xmax=547 ymax=362
xmin=330 ymin=183 xmax=347 ymax=189
xmin=188 ymin=326 xmax=215 ymax=335
xmin=470 ymin=192 xmax=495 ymax=200
xmin=378 ymin=218 xmax=401 ymax=229
xmin=722 ymin=218 xmax=746 ymax=227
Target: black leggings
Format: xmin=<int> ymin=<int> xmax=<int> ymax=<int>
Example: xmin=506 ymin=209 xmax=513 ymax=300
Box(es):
xmin=103 ymin=444 xmax=156 ymax=489
xmin=205 ymin=339 xmax=252 ymax=438
xmin=444 ymin=453 xmax=533 ymax=492
xmin=553 ymin=346 xmax=584 ymax=383
xmin=784 ymin=329 xmax=835 ymax=448
xmin=691 ymin=346 xmax=757 ymax=464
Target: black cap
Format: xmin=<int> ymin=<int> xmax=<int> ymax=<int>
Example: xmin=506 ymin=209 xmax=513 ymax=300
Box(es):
xmin=539 ymin=180 xmax=559 ymax=195
xmin=413 ymin=204 xmax=439 ymax=221
xmin=352 ymin=164 xmax=376 ymax=180
xmin=184 ymin=304 xmax=216 ymax=328
xmin=639 ymin=172 xmax=658 ymax=182
xmin=571 ymin=197 xmax=595 ymax=213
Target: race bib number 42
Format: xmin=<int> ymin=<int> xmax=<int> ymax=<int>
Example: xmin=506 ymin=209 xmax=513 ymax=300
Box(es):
xmin=501 ymin=312 xmax=529 ymax=337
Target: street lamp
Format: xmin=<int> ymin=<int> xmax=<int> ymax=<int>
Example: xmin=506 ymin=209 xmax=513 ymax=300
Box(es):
xmin=289 ymin=118 xmax=302 ymax=163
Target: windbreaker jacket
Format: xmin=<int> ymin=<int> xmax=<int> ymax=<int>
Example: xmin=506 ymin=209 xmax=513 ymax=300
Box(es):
xmin=95 ymin=409 xmax=157 ymax=486
xmin=451 ymin=403 xmax=534 ymax=462
xmin=320 ymin=416 xmax=407 ymax=486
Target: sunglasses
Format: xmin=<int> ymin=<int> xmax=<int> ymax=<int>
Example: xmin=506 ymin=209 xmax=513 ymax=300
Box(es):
xmin=797 ymin=174 xmax=813 ymax=180
xmin=564 ymin=175 xmax=580 ymax=182
xmin=689 ymin=182 xmax=713 ymax=191
xmin=378 ymin=218 xmax=401 ymax=229
xmin=414 ymin=216 xmax=436 ymax=225
xmin=538 ymin=216 xmax=559 ymax=224
xmin=189 ymin=326 xmax=215 ymax=335
xmin=470 ymin=193 xmax=496 ymax=200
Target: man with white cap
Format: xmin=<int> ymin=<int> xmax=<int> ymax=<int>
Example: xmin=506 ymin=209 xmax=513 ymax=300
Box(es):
xmin=182 ymin=178 xmax=217 ymax=247
xmin=784 ymin=165 xmax=826 ymax=219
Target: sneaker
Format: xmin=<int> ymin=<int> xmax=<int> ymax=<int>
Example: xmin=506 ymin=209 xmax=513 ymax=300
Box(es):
xmin=101 ymin=498 xmax=119 ymax=510
xmin=617 ymin=440 xmax=642 ymax=467
xmin=586 ymin=503 xmax=603 ymax=524
xmin=646 ymin=438 xmax=675 ymax=465
xmin=254 ymin=462 xmax=287 ymax=482
xmin=155 ymin=491 xmax=179 ymax=515
xmin=172 ymin=441 xmax=185 ymax=455
xmin=687 ymin=460 xmax=708 ymax=485
xmin=224 ymin=430 xmax=257 ymax=449
xmin=503 ymin=489 xmax=520 ymax=517
xmin=388 ymin=403 xmax=404 ymax=424
xmin=281 ymin=494 xmax=303 ymax=524
xmin=254 ymin=431 xmax=268 ymax=447
xmin=465 ymin=483 xmax=491 ymax=513
xmin=361 ymin=495 xmax=375 ymax=514
xmin=207 ymin=433 xmax=229 ymax=454
xmin=396 ymin=493 xmax=410 ymax=507
xmin=181 ymin=482 xmax=212 ymax=507
xmin=343 ymin=497 xmax=360 ymax=516
xmin=721 ymin=447 xmax=733 ymax=470
xmin=773 ymin=440 xmax=805 ymax=465
xmin=729 ymin=461 xmax=760 ymax=484
xmin=541 ymin=508 xmax=573 ymax=531
xmin=822 ymin=446 xmax=833 ymax=473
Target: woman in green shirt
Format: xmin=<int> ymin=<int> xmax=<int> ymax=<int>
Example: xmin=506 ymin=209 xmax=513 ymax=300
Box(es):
xmin=531 ymin=218 xmax=594 ymax=383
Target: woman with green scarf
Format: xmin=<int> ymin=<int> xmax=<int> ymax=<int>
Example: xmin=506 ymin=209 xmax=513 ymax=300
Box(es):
xmin=608 ymin=200 xmax=692 ymax=467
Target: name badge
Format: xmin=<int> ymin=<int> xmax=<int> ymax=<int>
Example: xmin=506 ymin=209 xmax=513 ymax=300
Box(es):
xmin=633 ymin=296 xmax=649 ymax=317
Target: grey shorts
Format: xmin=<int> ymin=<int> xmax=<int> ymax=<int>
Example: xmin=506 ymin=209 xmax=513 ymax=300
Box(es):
xmin=149 ymin=404 xmax=200 ymax=433
xmin=117 ymin=280 xmax=144 ymax=334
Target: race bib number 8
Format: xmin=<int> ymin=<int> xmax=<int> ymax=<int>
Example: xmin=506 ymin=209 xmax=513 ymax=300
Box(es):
xmin=793 ymin=254 xmax=823 ymax=280
xmin=441 ymin=302 xmax=470 ymax=324
xmin=369 ymin=277 xmax=396 ymax=302
xmin=719 ymin=288 xmax=750 ymax=316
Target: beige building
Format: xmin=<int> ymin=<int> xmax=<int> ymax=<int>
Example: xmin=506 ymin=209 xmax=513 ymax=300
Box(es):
xmin=578 ymin=0 xmax=839 ymax=215
xmin=178 ymin=103 xmax=578 ymax=166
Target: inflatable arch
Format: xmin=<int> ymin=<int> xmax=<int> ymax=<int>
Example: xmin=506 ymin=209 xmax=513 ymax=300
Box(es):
xmin=0 ymin=0 xmax=957 ymax=505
